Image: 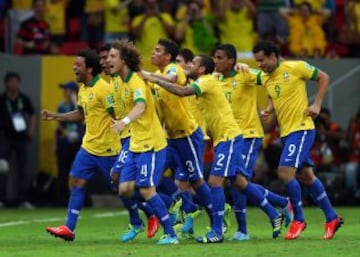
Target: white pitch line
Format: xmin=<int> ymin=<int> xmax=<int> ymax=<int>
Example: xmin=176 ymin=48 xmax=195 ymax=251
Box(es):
xmin=0 ymin=211 xmax=128 ymax=228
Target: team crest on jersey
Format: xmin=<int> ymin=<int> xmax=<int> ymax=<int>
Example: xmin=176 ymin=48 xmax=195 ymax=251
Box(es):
xmin=114 ymin=82 xmax=119 ymax=91
xmin=283 ymin=72 xmax=289 ymax=81
xmin=305 ymin=63 xmax=315 ymax=70
xmin=134 ymin=89 xmax=142 ymax=98
xmin=232 ymin=80 xmax=237 ymax=88
xmin=124 ymin=88 xmax=129 ymax=97
xmin=88 ymin=93 xmax=94 ymax=100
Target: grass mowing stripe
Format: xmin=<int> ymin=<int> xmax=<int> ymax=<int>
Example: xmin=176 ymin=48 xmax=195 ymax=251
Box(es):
xmin=0 ymin=211 xmax=128 ymax=228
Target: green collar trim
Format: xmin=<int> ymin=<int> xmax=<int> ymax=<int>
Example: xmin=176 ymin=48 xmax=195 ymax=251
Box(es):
xmin=124 ymin=70 xmax=133 ymax=83
xmin=87 ymin=75 xmax=100 ymax=87
xmin=230 ymin=69 xmax=237 ymax=77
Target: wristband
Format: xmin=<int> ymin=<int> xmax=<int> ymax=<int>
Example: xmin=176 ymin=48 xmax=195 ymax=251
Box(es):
xmin=122 ymin=116 xmax=131 ymax=125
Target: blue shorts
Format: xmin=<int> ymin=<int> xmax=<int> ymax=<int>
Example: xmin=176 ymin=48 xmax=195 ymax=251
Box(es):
xmin=279 ymin=129 xmax=315 ymax=168
xmin=112 ymin=137 xmax=130 ymax=175
xmin=166 ymin=128 xmax=205 ymax=182
xmin=242 ymin=138 xmax=263 ymax=178
xmin=211 ymin=135 xmax=247 ymax=178
xmin=120 ymin=148 xmax=166 ymax=187
xmin=70 ymin=147 xmax=117 ymax=187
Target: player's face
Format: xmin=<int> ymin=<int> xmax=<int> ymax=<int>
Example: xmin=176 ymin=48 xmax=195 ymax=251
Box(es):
xmin=107 ymin=48 xmax=122 ymax=75
xmin=188 ymin=56 xmax=201 ymax=79
xmin=175 ymin=55 xmax=186 ymax=69
xmin=73 ymin=56 xmax=87 ymax=83
xmin=254 ymin=51 xmax=277 ymax=73
xmin=213 ymin=50 xmax=234 ymax=74
xmin=151 ymin=44 xmax=167 ymax=67
xmin=99 ymin=50 xmax=110 ymax=75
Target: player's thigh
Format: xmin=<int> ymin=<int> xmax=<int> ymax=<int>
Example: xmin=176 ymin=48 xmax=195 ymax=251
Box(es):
xmin=279 ymin=130 xmax=315 ymax=169
xmin=96 ymin=155 xmax=117 ymax=188
xmin=211 ymin=136 xmax=247 ymax=178
xmin=242 ymin=138 xmax=263 ymax=178
xmin=70 ymin=148 xmax=98 ymax=180
xmin=135 ymin=148 xmax=166 ymax=188
xmin=119 ymin=151 xmax=138 ymax=184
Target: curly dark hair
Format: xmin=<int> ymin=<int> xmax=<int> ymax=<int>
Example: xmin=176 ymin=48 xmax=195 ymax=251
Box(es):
xmin=111 ymin=40 xmax=141 ymax=72
xmin=77 ymin=49 xmax=102 ymax=76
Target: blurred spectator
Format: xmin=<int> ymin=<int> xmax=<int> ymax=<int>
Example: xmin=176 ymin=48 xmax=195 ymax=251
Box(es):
xmin=216 ymin=0 xmax=256 ymax=58
xmin=82 ymin=0 xmax=104 ymax=48
xmin=313 ymin=107 xmax=347 ymax=170
xmin=256 ymin=0 xmax=289 ymax=45
xmin=55 ymin=82 xmax=82 ymax=206
xmin=0 ymin=72 xmax=36 ymax=208
xmin=127 ymin=0 xmax=145 ymax=18
xmin=104 ymin=0 xmax=131 ymax=43
xmin=280 ymin=1 xmax=330 ymax=58
xmin=131 ymin=0 xmax=175 ymax=59
xmin=45 ymin=0 xmax=69 ymax=46
xmin=339 ymin=0 xmax=360 ymax=57
xmin=16 ymin=0 xmax=58 ymax=54
xmin=174 ymin=1 xmax=218 ymax=54
xmin=344 ymin=107 xmax=360 ymax=198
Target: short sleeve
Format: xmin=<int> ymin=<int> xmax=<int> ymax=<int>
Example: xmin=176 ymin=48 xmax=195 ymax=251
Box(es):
xmin=131 ymin=79 xmax=147 ymax=105
xmin=295 ymin=61 xmax=318 ymax=81
xmin=160 ymin=13 xmax=175 ymax=26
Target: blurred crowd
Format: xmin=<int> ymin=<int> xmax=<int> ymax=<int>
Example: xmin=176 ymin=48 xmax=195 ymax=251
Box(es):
xmin=0 ymin=0 xmax=359 ymax=58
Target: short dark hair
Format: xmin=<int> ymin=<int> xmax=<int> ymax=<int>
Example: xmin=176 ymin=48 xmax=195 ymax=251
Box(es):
xmin=178 ymin=48 xmax=194 ymax=63
xmin=214 ymin=44 xmax=237 ymax=66
xmin=112 ymin=40 xmax=141 ymax=72
xmin=253 ymin=41 xmax=280 ymax=58
xmin=158 ymin=39 xmax=179 ymax=62
xmin=98 ymin=43 xmax=111 ymax=53
xmin=198 ymin=55 xmax=215 ymax=74
xmin=4 ymin=71 xmax=21 ymax=84
xmin=77 ymin=49 xmax=102 ymax=76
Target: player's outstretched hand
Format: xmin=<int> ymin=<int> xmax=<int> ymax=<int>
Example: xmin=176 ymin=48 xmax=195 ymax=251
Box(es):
xmin=305 ymin=104 xmax=320 ymax=119
xmin=41 ymin=109 xmax=57 ymax=120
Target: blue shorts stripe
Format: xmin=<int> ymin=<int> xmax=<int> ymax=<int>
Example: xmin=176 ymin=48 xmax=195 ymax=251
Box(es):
xmin=150 ymin=152 xmax=155 ymax=186
xmin=295 ymin=130 xmax=307 ymax=168
xmin=224 ymin=138 xmax=235 ymax=177
xmin=244 ymin=138 xmax=256 ymax=169
xmin=186 ymin=135 xmax=203 ymax=179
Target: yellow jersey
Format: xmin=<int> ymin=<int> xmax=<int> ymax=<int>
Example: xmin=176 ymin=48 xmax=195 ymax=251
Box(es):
xmin=108 ymin=75 xmax=131 ymax=139
xmin=12 ymin=0 xmax=32 ymax=10
xmin=105 ymin=0 xmax=129 ymax=33
xmin=190 ymin=74 xmax=241 ymax=146
xmin=131 ymin=14 xmax=175 ymax=60
xmin=220 ymin=69 xmax=264 ymax=139
xmin=259 ymin=61 xmax=317 ymax=137
xmin=187 ymin=94 xmax=209 ymax=140
xmin=219 ymin=8 xmax=254 ymax=52
xmin=45 ymin=0 xmax=66 ymax=35
xmin=77 ymin=75 xmax=120 ymax=156
xmin=153 ymin=63 xmax=198 ymax=138
xmin=123 ymin=71 xmax=167 ymax=152
xmin=85 ymin=0 xmax=104 ymax=13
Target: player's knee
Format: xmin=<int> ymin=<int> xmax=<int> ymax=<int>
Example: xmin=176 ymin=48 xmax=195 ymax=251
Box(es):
xmin=190 ymin=179 xmax=203 ymax=189
xmin=277 ymin=167 xmax=296 ymax=183
xmin=119 ymin=183 xmax=134 ymax=198
xmin=208 ymin=175 xmax=224 ymax=187
xmin=232 ymin=174 xmax=248 ymax=190
xmin=71 ymin=177 xmax=87 ymax=187
xmin=139 ymin=187 xmax=156 ymax=201
xmin=110 ymin=171 xmax=120 ymax=185
xmin=297 ymin=168 xmax=316 ymax=186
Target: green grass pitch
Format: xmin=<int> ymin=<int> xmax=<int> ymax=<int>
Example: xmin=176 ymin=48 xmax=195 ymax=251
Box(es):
xmin=0 ymin=207 xmax=359 ymax=257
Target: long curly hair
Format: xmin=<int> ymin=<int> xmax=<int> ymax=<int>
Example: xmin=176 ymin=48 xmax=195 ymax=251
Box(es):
xmin=111 ymin=40 xmax=141 ymax=72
